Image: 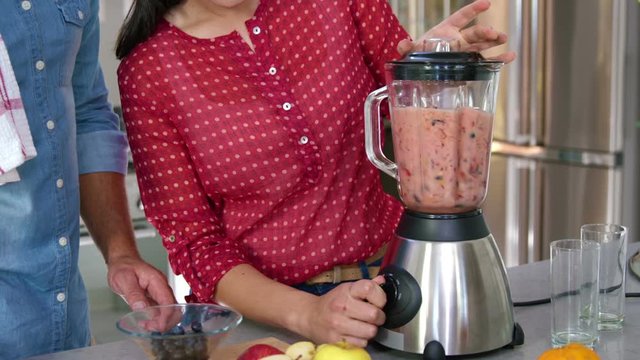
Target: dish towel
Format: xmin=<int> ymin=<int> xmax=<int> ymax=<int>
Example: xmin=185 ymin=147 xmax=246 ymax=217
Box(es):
xmin=0 ymin=34 xmax=36 ymax=185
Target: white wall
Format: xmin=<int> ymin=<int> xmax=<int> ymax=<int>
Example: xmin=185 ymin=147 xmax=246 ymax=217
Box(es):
xmin=98 ymin=0 xmax=131 ymax=108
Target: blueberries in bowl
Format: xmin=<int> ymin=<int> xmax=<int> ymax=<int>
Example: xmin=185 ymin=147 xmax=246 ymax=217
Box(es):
xmin=116 ymin=304 xmax=243 ymax=360
xmin=149 ymin=322 xmax=207 ymax=360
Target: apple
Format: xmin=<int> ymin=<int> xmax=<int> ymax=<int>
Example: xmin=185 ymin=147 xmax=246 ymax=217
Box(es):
xmin=285 ymin=341 xmax=316 ymax=360
xmin=260 ymin=356 xmax=292 ymax=360
xmin=237 ymin=343 xmax=285 ymax=360
xmin=314 ymin=342 xmax=371 ymax=360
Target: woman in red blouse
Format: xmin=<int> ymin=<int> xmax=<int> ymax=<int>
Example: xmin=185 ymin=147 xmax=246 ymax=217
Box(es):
xmin=115 ymin=0 xmax=514 ymax=346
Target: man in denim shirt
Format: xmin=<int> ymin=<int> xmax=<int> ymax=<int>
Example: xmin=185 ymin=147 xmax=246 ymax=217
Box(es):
xmin=0 ymin=1 xmax=176 ymax=358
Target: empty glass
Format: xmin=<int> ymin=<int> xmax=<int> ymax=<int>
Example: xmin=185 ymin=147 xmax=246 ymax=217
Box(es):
xmin=550 ymin=239 xmax=600 ymax=348
xmin=581 ymin=224 xmax=628 ymax=331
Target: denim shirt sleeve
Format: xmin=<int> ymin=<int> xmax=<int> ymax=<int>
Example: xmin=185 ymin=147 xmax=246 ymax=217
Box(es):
xmin=73 ymin=0 xmax=127 ymax=175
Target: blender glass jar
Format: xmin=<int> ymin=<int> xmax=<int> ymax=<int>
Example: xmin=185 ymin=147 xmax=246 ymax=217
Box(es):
xmin=365 ymin=48 xmax=503 ymax=214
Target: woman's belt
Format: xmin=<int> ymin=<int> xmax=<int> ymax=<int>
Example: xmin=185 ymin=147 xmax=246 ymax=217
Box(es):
xmin=304 ymin=244 xmax=387 ymax=284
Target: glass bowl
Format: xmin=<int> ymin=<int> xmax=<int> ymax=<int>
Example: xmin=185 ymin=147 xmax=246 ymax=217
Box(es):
xmin=116 ymin=303 xmax=242 ymax=360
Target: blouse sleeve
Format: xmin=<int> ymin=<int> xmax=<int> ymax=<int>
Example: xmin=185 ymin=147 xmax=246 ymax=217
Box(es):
xmin=118 ymin=62 xmax=249 ymax=303
xmin=349 ymin=0 xmax=410 ymax=86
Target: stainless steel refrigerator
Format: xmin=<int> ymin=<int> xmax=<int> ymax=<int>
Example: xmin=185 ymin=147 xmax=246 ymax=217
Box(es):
xmin=390 ymin=0 xmax=640 ymax=266
xmin=481 ymin=0 xmax=640 ymax=266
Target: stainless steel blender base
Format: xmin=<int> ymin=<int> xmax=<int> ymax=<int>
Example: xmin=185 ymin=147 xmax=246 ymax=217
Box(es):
xmin=375 ymin=233 xmax=518 ymax=356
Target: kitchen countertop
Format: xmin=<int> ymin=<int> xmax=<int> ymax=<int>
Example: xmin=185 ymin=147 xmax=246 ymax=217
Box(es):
xmin=29 ymin=243 xmax=640 ymax=360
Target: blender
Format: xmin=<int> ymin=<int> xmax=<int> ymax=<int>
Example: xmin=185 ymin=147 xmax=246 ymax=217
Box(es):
xmin=364 ymin=40 xmax=524 ymax=359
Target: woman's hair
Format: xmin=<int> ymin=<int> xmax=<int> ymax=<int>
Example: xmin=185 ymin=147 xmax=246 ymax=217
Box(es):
xmin=116 ymin=0 xmax=183 ymax=59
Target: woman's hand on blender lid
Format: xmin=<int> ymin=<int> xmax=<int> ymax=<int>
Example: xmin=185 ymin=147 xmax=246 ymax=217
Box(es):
xmin=397 ymin=0 xmax=517 ymax=64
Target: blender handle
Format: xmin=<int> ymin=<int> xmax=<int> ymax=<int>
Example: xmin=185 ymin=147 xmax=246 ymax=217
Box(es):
xmin=364 ymin=86 xmax=398 ymax=180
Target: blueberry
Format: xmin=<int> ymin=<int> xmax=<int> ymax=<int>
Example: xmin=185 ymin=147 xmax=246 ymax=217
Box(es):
xmin=190 ymin=321 xmax=203 ymax=333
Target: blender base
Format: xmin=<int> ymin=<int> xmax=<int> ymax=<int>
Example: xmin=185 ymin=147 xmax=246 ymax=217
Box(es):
xmin=376 ymin=210 xmax=524 ymax=356
xmin=419 ymin=323 xmax=524 ymax=359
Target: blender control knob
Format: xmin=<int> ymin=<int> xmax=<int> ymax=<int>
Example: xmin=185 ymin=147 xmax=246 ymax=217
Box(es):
xmin=379 ymin=265 xmax=422 ymax=329
xmin=380 ymin=273 xmax=399 ymax=310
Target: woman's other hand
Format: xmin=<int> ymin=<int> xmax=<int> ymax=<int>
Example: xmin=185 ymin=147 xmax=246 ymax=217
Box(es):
xmin=298 ymin=276 xmax=387 ymax=347
xmin=397 ymin=0 xmax=516 ymax=64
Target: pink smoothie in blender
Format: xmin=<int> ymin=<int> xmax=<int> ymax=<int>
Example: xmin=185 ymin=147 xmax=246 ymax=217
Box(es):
xmin=364 ymin=47 xmax=522 ymax=359
xmin=390 ymin=106 xmax=493 ymax=214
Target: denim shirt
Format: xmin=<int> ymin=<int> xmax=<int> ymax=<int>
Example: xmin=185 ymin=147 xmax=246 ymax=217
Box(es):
xmin=0 ymin=1 xmax=127 ymax=358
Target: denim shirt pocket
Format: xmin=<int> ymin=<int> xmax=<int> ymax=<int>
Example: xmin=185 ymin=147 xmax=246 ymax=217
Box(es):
xmin=55 ymin=0 xmax=89 ymax=86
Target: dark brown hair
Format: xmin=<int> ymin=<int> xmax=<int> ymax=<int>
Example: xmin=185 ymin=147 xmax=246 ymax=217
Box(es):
xmin=116 ymin=0 xmax=183 ymax=59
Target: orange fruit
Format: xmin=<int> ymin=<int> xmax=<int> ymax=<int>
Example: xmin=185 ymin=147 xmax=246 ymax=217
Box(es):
xmin=537 ymin=343 xmax=600 ymax=360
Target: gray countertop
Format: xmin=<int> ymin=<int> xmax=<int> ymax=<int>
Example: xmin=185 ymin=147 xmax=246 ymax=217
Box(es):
xmin=29 ymin=243 xmax=640 ymax=360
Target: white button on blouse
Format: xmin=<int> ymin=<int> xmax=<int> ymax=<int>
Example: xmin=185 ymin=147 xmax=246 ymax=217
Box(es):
xmin=35 ymin=60 xmax=45 ymax=71
xmin=58 ymin=237 xmax=68 ymax=247
xmin=299 ymin=136 xmax=309 ymax=145
xmin=282 ymin=102 xmax=292 ymax=111
xmin=56 ymin=292 xmax=66 ymax=302
xmin=268 ymin=67 xmax=277 ymax=75
xmin=56 ymin=178 xmax=64 ymax=188
xmin=21 ymin=1 xmax=31 ymax=11
xmin=252 ymin=26 xmax=261 ymax=35
xmin=46 ymin=120 xmax=55 ymax=130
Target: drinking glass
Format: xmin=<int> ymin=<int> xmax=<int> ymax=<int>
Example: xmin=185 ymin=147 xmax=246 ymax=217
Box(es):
xmin=550 ymin=239 xmax=600 ymax=348
xmin=581 ymin=224 xmax=628 ymax=330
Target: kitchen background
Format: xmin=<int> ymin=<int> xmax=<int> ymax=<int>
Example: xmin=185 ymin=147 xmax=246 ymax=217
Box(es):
xmin=85 ymin=0 xmax=640 ymax=344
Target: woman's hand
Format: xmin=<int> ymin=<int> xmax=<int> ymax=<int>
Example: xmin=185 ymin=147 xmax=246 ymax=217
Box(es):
xmin=298 ymin=276 xmax=387 ymax=347
xmin=397 ymin=0 xmax=516 ymax=63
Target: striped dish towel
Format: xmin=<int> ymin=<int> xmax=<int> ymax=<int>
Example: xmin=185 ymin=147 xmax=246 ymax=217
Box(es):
xmin=0 ymin=34 xmax=36 ymax=185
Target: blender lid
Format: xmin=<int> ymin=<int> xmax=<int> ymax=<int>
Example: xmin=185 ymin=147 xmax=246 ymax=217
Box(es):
xmin=388 ymin=51 xmax=503 ymax=81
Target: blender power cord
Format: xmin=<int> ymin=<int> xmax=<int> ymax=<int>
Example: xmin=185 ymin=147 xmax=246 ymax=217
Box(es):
xmin=513 ymin=298 xmax=550 ymax=306
xmin=514 ymin=292 xmax=640 ymax=307
xmin=515 ymin=254 xmax=640 ymax=306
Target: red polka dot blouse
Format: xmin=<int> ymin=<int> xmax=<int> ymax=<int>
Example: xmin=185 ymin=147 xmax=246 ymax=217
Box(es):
xmin=118 ymin=0 xmax=407 ymax=302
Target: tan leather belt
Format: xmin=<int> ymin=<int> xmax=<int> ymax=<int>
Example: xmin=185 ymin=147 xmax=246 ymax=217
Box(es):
xmin=304 ymin=244 xmax=387 ymax=284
